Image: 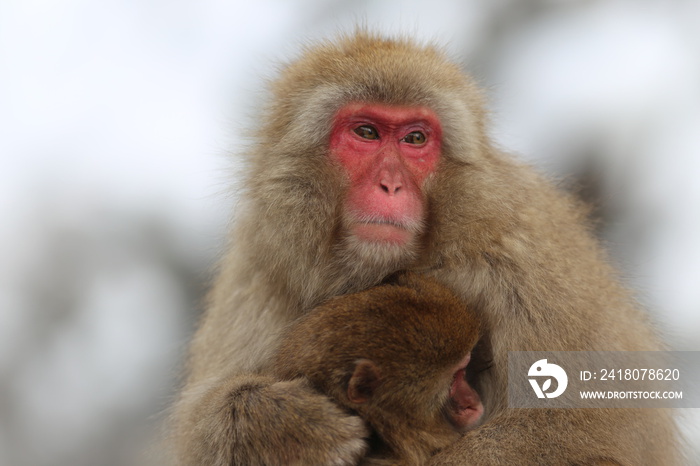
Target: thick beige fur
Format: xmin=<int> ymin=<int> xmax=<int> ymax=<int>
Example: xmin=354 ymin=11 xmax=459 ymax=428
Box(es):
xmin=171 ymin=31 xmax=680 ymax=465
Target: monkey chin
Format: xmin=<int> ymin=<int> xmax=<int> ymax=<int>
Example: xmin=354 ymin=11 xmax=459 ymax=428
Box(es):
xmin=336 ymin=230 xmax=421 ymax=284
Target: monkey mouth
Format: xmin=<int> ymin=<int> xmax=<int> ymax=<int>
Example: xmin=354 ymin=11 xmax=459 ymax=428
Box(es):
xmin=362 ymin=219 xmax=409 ymax=229
xmin=347 ymin=214 xmax=423 ymax=245
xmin=352 ymin=221 xmax=413 ymax=245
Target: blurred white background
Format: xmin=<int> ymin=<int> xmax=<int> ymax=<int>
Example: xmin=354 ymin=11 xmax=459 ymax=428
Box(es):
xmin=1 ymin=0 xmax=699 ymax=464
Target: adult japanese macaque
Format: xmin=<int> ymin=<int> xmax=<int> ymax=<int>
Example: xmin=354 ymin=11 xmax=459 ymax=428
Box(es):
xmin=171 ymin=32 xmax=679 ymax=465
xmin=272 ymin=273 xmax=483 ymax=465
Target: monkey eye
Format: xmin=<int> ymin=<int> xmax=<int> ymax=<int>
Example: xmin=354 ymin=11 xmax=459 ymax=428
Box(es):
xmin=402 ymin=131 xmax=426 ymax=145
xmin=353 ymin=125 xmax=379 ymax=140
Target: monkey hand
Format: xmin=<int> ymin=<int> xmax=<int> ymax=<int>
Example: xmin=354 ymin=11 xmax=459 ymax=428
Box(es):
xmin=224 ymin=376 xmax=369 ymax=465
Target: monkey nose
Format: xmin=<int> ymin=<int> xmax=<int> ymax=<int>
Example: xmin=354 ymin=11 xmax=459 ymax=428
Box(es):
xmin=379 ymin=170 xmax=404 ymax=196
xmin=380 ymin=179 xmax=402 ymax=195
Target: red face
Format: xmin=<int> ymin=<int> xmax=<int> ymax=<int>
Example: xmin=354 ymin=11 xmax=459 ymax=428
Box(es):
xmin=329 ymin=103 xmax=442 ymax=246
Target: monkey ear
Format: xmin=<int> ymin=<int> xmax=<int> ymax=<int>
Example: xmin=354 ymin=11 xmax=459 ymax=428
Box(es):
xmin=347 ymin=359 xmax=381 ymax=404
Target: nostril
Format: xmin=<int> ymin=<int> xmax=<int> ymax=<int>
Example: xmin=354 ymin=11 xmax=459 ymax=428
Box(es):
xmin=380 ymin=181 xmax=402 ymax=195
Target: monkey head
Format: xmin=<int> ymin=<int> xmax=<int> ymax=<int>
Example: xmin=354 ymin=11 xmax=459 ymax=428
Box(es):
xmin=243 ymin=33 xmax=491 ymax=304
xmin=273 ymin=273 xmax=484 ymax=459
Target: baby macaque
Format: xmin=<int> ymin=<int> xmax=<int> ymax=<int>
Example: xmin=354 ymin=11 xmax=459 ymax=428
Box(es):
xmin=272 ymin=273 xmax=483 ymax=465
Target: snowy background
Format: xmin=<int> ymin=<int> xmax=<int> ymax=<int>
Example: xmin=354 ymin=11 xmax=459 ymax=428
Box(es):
xmin=1 ymin=0 xmax=699 ymax=464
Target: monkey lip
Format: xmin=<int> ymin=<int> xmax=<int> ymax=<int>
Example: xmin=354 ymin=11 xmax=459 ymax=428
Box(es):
xmin=352 ymin=221 xmax=413 ymax=244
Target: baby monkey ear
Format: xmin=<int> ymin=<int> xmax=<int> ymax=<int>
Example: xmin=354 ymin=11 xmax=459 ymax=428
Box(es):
xmin=347 ymin=359 xmax=382 ymax=404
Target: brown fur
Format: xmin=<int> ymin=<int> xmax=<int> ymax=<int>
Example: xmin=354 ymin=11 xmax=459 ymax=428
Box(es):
xmin=272 ymin=273 xmax=481 ymax=465
xmin=171 ymin=31 xmax=680 ymax=465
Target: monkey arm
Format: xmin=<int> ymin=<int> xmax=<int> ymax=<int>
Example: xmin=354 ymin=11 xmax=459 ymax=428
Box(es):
xmin=425 ymin=258 xmax=679 ymax=465
xmin=427 ymin=407 xmax=675 ymax=465
xmin=171 ymin=276 xmax=369 ymax=466
xmin=173 ymin=374 xmax=368 ymax=466
xmin=419 ymin=169 xmax=682 ymax=464
xmin=428 ymin=316 xmax=677 ymax=466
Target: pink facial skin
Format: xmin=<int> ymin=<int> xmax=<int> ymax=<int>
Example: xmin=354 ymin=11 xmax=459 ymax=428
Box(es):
xmin=448 ymin=353 xmax=484 ymax=430
xmin=330 ymin=103 xmax=442 ymax=245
